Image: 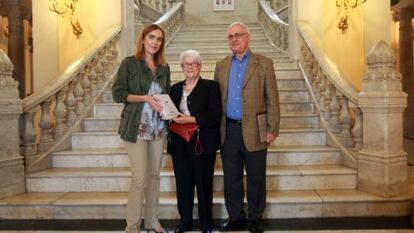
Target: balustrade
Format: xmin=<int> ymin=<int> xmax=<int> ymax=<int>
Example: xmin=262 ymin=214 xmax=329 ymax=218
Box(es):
xmin=19 ymin=30 xmax=121 ymax=172
xmin=140 ymin=0 xmax=176 ymax=13
xmin=268 ymin=0 xmax=289 ymax=11
xmin=258 ymin=1 xmax=288 ymax=53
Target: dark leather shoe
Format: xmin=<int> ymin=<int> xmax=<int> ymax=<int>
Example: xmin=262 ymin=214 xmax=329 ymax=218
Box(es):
xmin=248 ymin=221 xmax=264 ymax=233
xmin=218 ymin=217 xmax=246 ymax=231
xmin=174 ymin=223 xmax=191 ymax=233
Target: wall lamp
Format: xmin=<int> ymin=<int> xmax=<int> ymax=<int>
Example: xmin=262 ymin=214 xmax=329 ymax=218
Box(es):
xmin=336 ymin=0 xmax=367 ymax=34
xmin=49 ymin=0 xmax=83 ymax=39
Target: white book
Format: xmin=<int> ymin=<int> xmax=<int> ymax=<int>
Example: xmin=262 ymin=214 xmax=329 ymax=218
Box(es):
xmin=154 ymin=94 xmax=181 ymax=120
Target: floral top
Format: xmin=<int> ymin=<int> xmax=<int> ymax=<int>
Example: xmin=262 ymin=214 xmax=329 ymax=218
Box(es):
xmin=136 ymin=77 xmax=168 ymax=140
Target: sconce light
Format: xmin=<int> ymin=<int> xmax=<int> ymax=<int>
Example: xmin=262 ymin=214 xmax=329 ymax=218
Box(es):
xmin=49 ymin=0 xmax=83 ymax=39
xmin=336 ymin=0 xmax=367 ymax=34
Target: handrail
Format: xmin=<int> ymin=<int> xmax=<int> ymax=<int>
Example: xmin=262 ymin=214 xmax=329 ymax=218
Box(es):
xmin=299 ymin=62 xmax=358 ymax=168
xmin=23 ymin=25 xmax=121 ymax=111
xmin=296 ymin=21 xmax=358 ymax=104
xmin=154 ymin=2 xmax=184 ymax=46
xmin=259 ymin=0 xmax=288 ymax=27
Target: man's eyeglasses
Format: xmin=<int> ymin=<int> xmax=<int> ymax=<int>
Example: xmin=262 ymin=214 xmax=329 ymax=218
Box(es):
xmin=182 ymin=63 xmax=200 ymax=69
xmin=227 ymin=32 xmax=247 ymax=40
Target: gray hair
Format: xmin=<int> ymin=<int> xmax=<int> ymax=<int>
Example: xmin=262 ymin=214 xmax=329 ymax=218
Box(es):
xmin=180 ymin=49 xmax=203 ymax=65
xmin=227 ymin=22 xmax=250 ymax=34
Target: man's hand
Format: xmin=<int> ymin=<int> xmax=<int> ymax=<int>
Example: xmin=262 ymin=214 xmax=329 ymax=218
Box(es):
xmin=266 ymin=132 xmax=277 ymax=143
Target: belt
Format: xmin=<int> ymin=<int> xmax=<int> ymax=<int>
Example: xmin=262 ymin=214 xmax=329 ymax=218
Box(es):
xmin=226 ymin=117 xmax=242 ymax=124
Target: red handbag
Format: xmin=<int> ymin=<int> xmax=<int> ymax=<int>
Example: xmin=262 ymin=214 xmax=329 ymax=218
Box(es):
xmin=169 ymin=122 xmax=198 ymax=142
xmin=169 ymin=122 xmax=203 ymax=154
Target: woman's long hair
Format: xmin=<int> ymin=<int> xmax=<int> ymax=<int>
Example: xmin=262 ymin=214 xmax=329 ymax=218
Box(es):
xmin=135 ymin=24 xmax=167 ymax=66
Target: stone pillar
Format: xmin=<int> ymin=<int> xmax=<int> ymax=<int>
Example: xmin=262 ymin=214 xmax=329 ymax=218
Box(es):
xmin=2 ymin=0 xmax=26 ymax=98
xmin=0 ymin=49 xmax=25 ymax=198
xmin=358 ymin=41 xmax=408 ymax=197
xmin=398 ymin=8 xmax=414 ymax=139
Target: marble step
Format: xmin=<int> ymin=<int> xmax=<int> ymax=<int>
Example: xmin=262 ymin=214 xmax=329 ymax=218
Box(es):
xmin=183 ymin=23 xmax=259 ymax=29
xmin=51 ymin=145 xmax=340 ymax=168
xmin=84 ymin=111 xmax=317 ymax=132
xmin=93 ymin=100 xmax=314 ymax=119
xmin=167 ymin=54 xmax=285 ymax=63
xmin=178 ymin=26 xmax=262 ymax=32
xmin=71 ymin=129 xmax=325 ymax=149
xmin=167 ymin=48 xmax=281 ymax=55
xmin=25 ymin=165 xmax=356 ymax=192
xmin=167 ymin=60 xmax=296 ymax=69
xmin=167 ymin=43 xmax=274 ymax=51
xmin=169 ymin=38 xmax=271 ymax=45
xmin=172 ymin=34 xmax=268 ymax=41
xmin=169 ymin=69 xmax=301 ymax=80
xmin=2 ymin=188 xmax=411 ymax=219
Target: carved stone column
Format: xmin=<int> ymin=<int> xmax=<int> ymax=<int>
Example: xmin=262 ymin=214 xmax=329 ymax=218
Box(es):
xmin=358 ymin=41 xmax=407 ymax=197
xmin=0 ymin=49 xmax=25 ymax=198
xmin=398 ymin=7 xmax=414 ymax=139
xmin=1 ymin=0 xmax=30 ymax=98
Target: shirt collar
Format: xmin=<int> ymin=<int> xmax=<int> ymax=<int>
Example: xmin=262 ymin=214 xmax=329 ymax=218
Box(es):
xmin=232 ymin=49 xmax=250 ymax=62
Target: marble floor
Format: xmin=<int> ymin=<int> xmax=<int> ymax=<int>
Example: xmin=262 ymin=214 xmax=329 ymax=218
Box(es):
xmin=0 ymin=230 xmax=413 ymax=233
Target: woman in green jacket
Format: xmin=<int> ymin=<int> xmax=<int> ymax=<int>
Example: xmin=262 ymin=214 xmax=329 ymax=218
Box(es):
xmin=112 ymin=24 xmax=170 ymax=233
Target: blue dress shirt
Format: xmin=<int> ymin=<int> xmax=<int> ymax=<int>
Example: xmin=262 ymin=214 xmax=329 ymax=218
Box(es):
xmin=226 ymin=50 xmax=250 ymax=120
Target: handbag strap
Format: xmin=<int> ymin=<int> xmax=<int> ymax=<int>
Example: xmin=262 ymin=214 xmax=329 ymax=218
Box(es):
xmin=195 ymin=128 xmax=203 ymax=155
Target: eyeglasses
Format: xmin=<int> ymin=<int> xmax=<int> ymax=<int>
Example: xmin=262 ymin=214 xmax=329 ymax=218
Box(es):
xmin=227 ymin=32 xmax=247 ymax=40
xmin=181 ymin=63 xmax=200 ymax=69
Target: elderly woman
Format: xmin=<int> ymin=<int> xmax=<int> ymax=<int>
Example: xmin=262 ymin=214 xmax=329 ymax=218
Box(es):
xmin=167 ymin=49 xmax=222 ymax=233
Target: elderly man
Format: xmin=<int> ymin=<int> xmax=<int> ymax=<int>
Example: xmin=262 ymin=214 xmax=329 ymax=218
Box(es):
xmin=214 ymin=22 xmax=280 ymax=233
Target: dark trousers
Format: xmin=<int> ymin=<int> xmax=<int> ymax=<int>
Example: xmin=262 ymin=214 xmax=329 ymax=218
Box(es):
xmin=221 ymin=120 xmax=267 ymax=223
xmin=171 ymin=137 xmax=216 ymax=231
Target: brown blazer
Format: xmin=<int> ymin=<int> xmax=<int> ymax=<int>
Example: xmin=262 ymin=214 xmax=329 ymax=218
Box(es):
xmin=214 ymin=51 xmax=280 ymax=152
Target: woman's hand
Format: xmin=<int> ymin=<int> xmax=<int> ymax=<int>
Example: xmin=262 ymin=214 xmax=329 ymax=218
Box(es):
xmin=172 ymin=114 xmax=196 ymax=124
xmin=146 ymin=95 xmax=162 ymax=112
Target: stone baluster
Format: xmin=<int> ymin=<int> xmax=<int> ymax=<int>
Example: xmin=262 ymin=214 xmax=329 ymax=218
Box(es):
xmin=155 ymin=0 xmax=160 ymax=11
xmin=22 ymin=109 xmax=37 ymax=156
xmin=281 ymin=27 xmax=288 ymax=50
xmin=351 ymin=106 xmax=362 ymax=151
xmin=81 ymin=67 xmax=92 ymax=106
xmin=54 ymin=88 xmax=67 ymax=139
xmin=38 ymin=97 xmax=55 ymax=152
xmin=161 ymin=0 xmax=167 ymax=12
xmin=74 ymin=74 xmax=85 ymax=116
xmin=65 ymin=81 xmax=77 ymax=126
xmin=338 ymin=95 xmax=354 ymax=147
xmin=95 ymin=56 xmax=104 ymax=89
xmin=89 ymin=59 xmax=99 ymax=98
xmin=323 ymin=82 xmax=333 ymax=121
xmin=317 ymin=74 xmax=327 ymax=105
xmin=110 ymin=40 xmax=119 ymax=67
xmin=330 ymin=87 xmax=341 ymax=134
xmin=358 ymin=40 xmax=407 ymax=197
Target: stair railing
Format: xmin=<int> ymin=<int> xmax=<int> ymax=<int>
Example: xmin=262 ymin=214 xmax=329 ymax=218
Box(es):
xmin=258 ymin=0 xmax=289 ymax=54
xmin=140 ymin=0 xmax=177 ymax=13
xmin=155 ymin=2 xmax=184 ymax=46
xmin=297 ymin=21 xmax=361 ymax=168
xmin=21 ymin=26 xmax=121 ymax=173
xmin=267 ymin=0 xmax=289 ymax=12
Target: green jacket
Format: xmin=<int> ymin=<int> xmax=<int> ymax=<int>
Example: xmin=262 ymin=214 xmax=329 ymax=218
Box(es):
xmin=112 ymin=56 xmax=171 ymax=142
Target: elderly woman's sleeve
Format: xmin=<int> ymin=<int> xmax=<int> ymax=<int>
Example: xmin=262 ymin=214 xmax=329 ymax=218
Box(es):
xmin=112 ymin=59 xmax=130 ymax=103
xmin=194 ymin=81 xmax=222 ymax=127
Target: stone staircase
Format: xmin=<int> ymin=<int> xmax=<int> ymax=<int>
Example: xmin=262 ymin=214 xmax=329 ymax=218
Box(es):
xmin=0 ymin=23 xmax=412 ymax=220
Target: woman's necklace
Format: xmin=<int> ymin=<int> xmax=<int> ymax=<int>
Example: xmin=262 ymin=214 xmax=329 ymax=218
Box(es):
xmin=184 ymin=78 xmax=198 ymax=92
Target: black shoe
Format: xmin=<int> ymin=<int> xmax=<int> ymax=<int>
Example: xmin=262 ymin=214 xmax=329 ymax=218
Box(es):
xmin=218 ymin=217 xmax=246 ymax=231
xmin=174 ymin=223 xmax=191 ymax=233
xmin=248 ymin=221 xmax=264 ymax=233
xmin=201 ymin=231 xmax=212 ymax=233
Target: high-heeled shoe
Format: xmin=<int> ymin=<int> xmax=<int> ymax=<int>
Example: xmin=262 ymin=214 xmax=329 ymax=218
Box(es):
xmin=146 ymin=227 xmax=169 ymax=233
